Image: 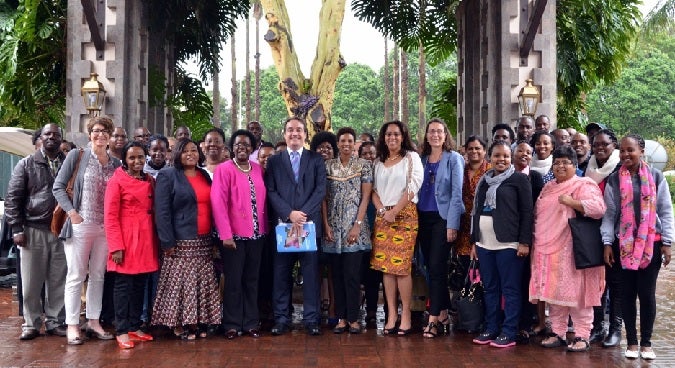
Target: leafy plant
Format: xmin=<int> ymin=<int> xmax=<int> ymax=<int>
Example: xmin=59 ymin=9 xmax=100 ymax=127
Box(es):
xmin=166 ymin=68 xmax=214 ymax=141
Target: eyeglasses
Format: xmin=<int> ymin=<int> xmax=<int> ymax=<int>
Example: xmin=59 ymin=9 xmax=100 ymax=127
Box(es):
xmin=91 ymin=129 xmax=110 ymax=135
xmin=233 ymin=143 xmax=252 ymax=149
xmin=427 ymin=129 xmax=445 ymax=136
xmin=552 ymin=160 xmax=574 ymax=167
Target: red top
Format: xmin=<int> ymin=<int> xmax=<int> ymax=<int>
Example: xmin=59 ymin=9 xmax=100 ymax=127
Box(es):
xmin=104 ymin=167 xmax=159 ymax=274
xmin=187 ymin=173 xmax=212 ymax=235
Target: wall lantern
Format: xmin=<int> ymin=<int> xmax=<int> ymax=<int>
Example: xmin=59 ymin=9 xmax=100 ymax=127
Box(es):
xmin=81 ymin=73 xmax=106 ymax=116
xmin=518 ymin=78 xmax=540 ymax=117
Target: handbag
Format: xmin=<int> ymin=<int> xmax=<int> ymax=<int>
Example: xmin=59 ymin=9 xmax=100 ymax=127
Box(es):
xmin=275 ymin=221 xmax=317 ymax=252
xmin=50 ymin=149 xmax=83 ymax=237
xmin=568 ymin=210 xmax=604 ymax=269
xmin=447 ymin=247 xmax=467 ymax=291
xmin=455 ymin=259 xmax=484 ymax=333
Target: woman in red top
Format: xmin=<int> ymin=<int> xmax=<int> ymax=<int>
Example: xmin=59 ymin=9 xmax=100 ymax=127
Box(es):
xmin=104 ymin=141 xmax=159 ymax=349
xmin=151 ymin=139 xmax=221 ymax=340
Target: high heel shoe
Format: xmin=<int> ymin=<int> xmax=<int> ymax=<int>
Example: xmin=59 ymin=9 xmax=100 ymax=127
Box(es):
xmin=423 ymin=322 xmax=438 ymax=338
xmin=116 ymin=336 xmax=135 ymax=349
xmin=85 ymin=326 xmax=114 ymax=340
xmin=128 ymin=331 xmax=154 ymax=342
xmin=438 ymin=317 xmax=450 ymax=335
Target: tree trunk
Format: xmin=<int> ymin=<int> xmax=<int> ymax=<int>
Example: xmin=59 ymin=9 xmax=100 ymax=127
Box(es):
xmin=254 ymin=1 xmax=262 ymax=121
xmin=384 ymin=38 xmax=391 ymax=122
xmin=400 ymin=50 xmax=409 ymax=125
xmin=245 ymin=10 xmax=252 ymax=123
xmin=418 ymin=43 xmax=426 ymax=144
xmin=261 ymin=0 xmax=346 ymax=139
xmin=231 ymin=38 xmax=238 ymax=130
xmin=393 ymin=45 xmax=399 ymax=121
xmin=213 ymin=67 xmax=221 ymax=128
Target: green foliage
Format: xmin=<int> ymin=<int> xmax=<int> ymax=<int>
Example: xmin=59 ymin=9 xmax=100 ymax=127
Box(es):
xmin=241 ymin=66 xmax=287 ymax=144
xmin=332 ymin=63 xmax=384 ymax=135
xmin=0 ymin=0 xmax=67 ymax=129
xmin=642 ymin=0 xmax=675 ymax=36
xmin=146 ymin=0 xmax=250 ymax=79
xmin=556 ymin=0 xmax=641 ymax=127
xmin=352 ymin=0 xmax=461 ymax=66
xmin=166 ymin=68 xmax=214 ymax=141
xmin=654 ymin=136 xmax=675 ymax=172
xmin=430 ymin=74 xmax=457 ymax=136
xmin=586 ymin=45 xmax=675 ymax=138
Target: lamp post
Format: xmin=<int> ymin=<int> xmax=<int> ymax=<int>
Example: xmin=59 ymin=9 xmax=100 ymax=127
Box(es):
xmin=518 ymin=78 xmax=540 ymax=117
xmin=81 ymin=73 xmax=106 ymax=116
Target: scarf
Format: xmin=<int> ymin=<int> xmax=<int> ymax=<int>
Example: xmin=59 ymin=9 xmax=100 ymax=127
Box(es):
xmin=530 ymin=154 xmax=552 ymax=176
xmin=618 ymin=161 xmax=656 ymax=270
xmin=475 ymin=165 xmax=515 ymax=212
xmin=585 ymin=150 xmax=620 ymax=184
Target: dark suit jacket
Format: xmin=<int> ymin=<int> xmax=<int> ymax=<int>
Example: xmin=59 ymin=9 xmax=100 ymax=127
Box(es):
xmin=264 ymin=149 xmax=327 ymax=238
xmin=154 ymin=166 xmax=212 ymax=249
xmin=470 ymin=172 xmax=533 ymax=246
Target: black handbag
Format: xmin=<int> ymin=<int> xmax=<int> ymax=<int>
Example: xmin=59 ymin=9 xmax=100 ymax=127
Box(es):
xmin=455 ymin=260 xmax=484 ymax=333
xmin=568 ymin=210 xmax=604 ymax=269
xmin=447 ymin=247 xmax=467 ymax=291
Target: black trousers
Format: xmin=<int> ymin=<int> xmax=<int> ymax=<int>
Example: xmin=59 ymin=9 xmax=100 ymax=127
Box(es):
xmin=417 ymin=211 xmax=451 ymax=316
xmin=330 ymin=252 xmax=364 ymax=323
xmin=619 ymin=241 xmax=663 ymax=347
xmin=222 ymin=237 xmax=265 ymax=331
xmin=113 ymin=273 xmax=148 ymax=335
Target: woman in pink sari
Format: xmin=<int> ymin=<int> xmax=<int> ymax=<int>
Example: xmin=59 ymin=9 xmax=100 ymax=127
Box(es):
xmin=529 ymin=146 xmax=606 ymax=352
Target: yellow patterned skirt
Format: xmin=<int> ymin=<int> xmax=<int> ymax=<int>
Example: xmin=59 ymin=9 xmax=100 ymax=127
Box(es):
xmin=370 ymin=203 xmax=418 ymax=276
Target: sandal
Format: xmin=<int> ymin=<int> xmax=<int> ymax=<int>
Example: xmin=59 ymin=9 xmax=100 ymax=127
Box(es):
xmin=438 ymin=317 xmax=450 ymax=335
xmin=567 ymin=337 xmax=590 ymax=352
xmin=423 ymin=322 xmax=438 ymax=338
xmin=541 ymin=333 xmax=566 ymax=348
xmin=382 ymin=326 xmax=398 ymax=335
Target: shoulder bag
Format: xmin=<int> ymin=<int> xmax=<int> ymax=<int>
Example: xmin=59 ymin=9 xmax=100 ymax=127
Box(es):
xmin=569 ymin=210 xmax=604 ymax=269
xmin=50 ymin=149 xmax=84 ymax=237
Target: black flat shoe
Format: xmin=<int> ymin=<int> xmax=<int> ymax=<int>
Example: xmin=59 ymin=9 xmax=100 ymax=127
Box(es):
xmin=20 ymin=329 xmax=39 ymax=340
xmin=333 ymin=325 xmax=347 ymax=334
xmin=349 ymin=323 xmax=362 ymax=334
xmin=271 ymin=323 xmax=290 ymax=336
xmin=225 ymin=329 xmax=238 ymax=340
xmin=306 ymin=324 xmax=322 ymax=336
xmin=46 ymin=325 xmax=67 ymax=337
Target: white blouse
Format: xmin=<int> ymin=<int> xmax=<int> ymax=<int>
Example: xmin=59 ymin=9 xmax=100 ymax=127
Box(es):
xmin=373 ymin=151 xmax=424 ymax=206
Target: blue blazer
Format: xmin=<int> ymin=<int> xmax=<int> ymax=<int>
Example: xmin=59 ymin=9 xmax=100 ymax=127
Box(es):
xmin=154 ymin=166 xmax=212 ymax=249
xmin=421 ymin=151 xmax=465 ymax=230
xmin=264 ymin=149 xmax=327 ymax=238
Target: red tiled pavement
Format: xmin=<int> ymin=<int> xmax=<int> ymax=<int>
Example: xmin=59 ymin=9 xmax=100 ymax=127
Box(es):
xmin=0 ymin=267 xmax=673 ymax=367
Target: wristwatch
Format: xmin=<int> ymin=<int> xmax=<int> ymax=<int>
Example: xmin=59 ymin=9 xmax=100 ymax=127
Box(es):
xmin=355 ymin=220 xmax=363 ymax=226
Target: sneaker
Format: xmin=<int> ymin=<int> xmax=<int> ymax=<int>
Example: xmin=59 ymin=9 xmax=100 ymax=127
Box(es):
xmin=624 ymin=349 xmax=639 ymax=359
xmin=640 ymin=349 xmax=656 ymax=360
xmin=472 ymin=332 xmax=498 ymax=345
xmin=490 ymin=334 xmax=516 ymax=348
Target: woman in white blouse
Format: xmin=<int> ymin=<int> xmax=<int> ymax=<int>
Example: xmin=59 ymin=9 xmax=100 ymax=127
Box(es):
xmin=370 ymin=121 xmax=423 ymax=336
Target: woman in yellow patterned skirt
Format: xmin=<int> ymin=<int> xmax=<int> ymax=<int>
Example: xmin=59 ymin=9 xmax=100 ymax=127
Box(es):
xmin=371 ymin=121 xmax=423 ymax=336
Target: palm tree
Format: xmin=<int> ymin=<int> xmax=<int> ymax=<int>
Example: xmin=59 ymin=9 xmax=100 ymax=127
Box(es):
xmin=213 ymin=66 xmax=221 ymax=127
xmin=254 ymin=1 xmax=262 ymax=121
xmin=384 ymin=38 xmax=391 ymax=121
xmin=418 ymin=42 xmax=427 ymax=143
xmin=642 ymin=0 xmax=675 ymax=34
xmin=245 ymin=8 xmax=252 ymax=123
xmin=400 ymin=50 xmax=409 ymax=125
xmin=393 ymin=45 xmax=399 ymax=120
xmin=231 ymin=38 xmax=238 ymax=130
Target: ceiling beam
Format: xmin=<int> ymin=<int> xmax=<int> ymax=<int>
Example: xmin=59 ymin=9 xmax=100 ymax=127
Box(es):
xmin=81 ymin=0 xmax=105 ymax=59
xmin=520 ymin=0 xmax=548 ymax=59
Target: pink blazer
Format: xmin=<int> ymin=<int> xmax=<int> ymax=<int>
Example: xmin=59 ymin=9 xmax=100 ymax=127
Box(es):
xmin=211 ymin=160 xmax=268 ymax=240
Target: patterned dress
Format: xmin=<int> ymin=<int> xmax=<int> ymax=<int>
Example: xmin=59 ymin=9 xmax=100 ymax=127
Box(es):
xmin=456 ymin=160 xmax=490 ymax=256
xmin=323 ymin=157 xmax=373 ymax=253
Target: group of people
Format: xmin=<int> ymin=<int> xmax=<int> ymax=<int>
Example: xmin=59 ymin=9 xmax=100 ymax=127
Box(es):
xmin=4 ymin=114 xmax=672 ymax=361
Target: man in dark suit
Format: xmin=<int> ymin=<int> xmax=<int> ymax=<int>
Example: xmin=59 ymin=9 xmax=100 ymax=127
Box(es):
xmin=264 ymin=117 xmax=326 ymax=336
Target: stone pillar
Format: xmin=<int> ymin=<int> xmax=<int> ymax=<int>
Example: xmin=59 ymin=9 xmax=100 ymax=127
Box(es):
xmin=456 ymin=0 xmax=556 ymax=145
xmin=65 ymin=0 xmax=172 ymax=145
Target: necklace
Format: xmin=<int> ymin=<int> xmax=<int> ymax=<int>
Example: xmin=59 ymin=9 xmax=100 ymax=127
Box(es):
xmin=387 ymin=154 xmax=400 ymax=161
xmin=233 ymin=159 xmax=251 ymax=173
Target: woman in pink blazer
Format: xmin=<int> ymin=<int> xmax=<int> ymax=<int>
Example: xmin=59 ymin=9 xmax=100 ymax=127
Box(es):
xmin=211 ymin=129 xmax=267 ymax=339
xmin=104 ymin=141 xmax=159 ymax=349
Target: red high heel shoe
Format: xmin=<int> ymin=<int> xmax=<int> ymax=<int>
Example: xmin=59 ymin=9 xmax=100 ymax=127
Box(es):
xmin=129 ymin=331 xmax=154 ymax=342
xmin=116 ymin=336 xmax=135 ymax=349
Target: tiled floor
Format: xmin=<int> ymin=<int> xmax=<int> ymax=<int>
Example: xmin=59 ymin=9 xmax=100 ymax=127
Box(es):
xmin=0 ymin=267 xmax=673 ymax=367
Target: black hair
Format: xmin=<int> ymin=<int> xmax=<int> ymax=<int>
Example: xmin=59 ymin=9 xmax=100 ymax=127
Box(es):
xmin=593 ymin=128 xmax=618 ymax=147
xmin=62 ymin=141 xmax=77 ymax=150
xmin=310 ymin=131 xmax=338 ymax=154
xmin=229 ymin=129 xmax=258 ymax=153
xmin=360 ymin=132 xmax=375 ymax=142
xmin=283 ymin=116 xmax=307 ymax=133
xmin=491 ymin=123 xmax=515 ymax=142
xmin=32 ymin=129 xmax=42 ymax=145
xmin=358 ymin=141 xmax=376 ymax=157
xmin=148 ymin=134 xmax=169 ymax=149
xmin=552 ymin=145 xmax=578 ymax=167
xmin=336 ymin=127 xmax=357 ymax=142
xmin=275 ymin=141 xmax=287 ymax=149
xmin=464 ymin=135 xmax=487 ymax=150
xmin=260 ymin=141 xmax=274 ymax=149
xmin=121 ymin=141 xmax=149 ymax=170
xmin=623 ymin=133 xmax=645 ymax=149
xmin=376 ymin=120 xmax=416 ymax=162
xmin=531 ymin=130 xmax=555 ymax=150
xmin=172 ymin=139 xmax=205 ymax=169
xmin=203 ymin=127 xmax=226 ymax=143
xmin=487 ymin=139 xmax=511 ymax=157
